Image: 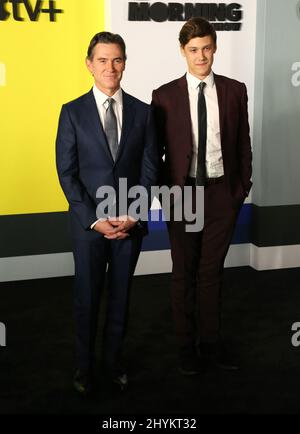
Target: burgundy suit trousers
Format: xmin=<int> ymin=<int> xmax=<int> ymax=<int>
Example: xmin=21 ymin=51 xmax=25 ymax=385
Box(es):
xmin=167 ymin=180 xmax=241 ymax=349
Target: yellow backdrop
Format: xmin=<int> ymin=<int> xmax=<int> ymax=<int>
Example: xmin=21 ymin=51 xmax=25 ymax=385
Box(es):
xmin=0 ymin=0 xmax=104 ymax=215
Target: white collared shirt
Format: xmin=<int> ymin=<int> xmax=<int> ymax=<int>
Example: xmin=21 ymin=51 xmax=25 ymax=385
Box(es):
xmin=186 ymin=71 xmax=224 ymax=178
xmin=92 ymin=84 xmax=123 ymax=142
xmin=90 ymin=85 xmax=123 ymax=229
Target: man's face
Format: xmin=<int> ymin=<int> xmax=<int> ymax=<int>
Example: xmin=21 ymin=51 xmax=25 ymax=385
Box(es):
xmin=181 ymin=35 xmax=216 ymax=80
xmin=86 ymin=43 xmax=125 ymax=95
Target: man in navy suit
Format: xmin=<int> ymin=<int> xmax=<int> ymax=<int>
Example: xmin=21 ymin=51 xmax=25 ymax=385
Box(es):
xmin=56 ymin=32 xmax=157 ymax=395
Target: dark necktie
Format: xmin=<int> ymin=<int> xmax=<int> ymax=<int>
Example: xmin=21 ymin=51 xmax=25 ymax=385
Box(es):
xmin=104 ymin=98 xmax=118 ymax=161
xmin=196 ymin=81 xmax=207 ymax=186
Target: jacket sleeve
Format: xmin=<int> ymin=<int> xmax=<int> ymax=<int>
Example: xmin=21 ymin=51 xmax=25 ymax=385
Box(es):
xmin=55 ymin=104 xmax=97 ymax=230
xmin=238 ymin=83 xmax=253 ymax=196
xmin=138 ymin=106 xmax=159 ymax=211
xmin=151 ymin=90 xmax=167 ymax=187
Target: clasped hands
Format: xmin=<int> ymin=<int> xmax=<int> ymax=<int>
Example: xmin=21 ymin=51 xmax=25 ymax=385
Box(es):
xmin=93 ymin=215 xmax=138 ymax=240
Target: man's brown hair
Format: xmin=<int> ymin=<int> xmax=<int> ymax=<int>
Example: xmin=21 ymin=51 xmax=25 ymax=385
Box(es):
xmin=179 ymin=17 xmax=217 ymax=47
xmin=87 ymin=31 xmax=127 ymax=61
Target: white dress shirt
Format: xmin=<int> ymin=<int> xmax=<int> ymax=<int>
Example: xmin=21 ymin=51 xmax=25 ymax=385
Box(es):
xmin=186 ymin=71 xmax=224 ymax=178
xmin=92 ymin=84 xmax=123 ymax=142
xmin=91 ymin=85 xmax=123 ymax=228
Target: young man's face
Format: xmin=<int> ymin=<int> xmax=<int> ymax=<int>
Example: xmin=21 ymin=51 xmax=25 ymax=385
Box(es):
xmin=181 ymin=35 xmax=216 ymax=80
xmin=86 ymin=42 xmax=125 ymax=96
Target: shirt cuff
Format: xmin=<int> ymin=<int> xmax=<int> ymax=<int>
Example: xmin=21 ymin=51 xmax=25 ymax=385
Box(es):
xmin=90 ymin=218 xmax=107 ymax=229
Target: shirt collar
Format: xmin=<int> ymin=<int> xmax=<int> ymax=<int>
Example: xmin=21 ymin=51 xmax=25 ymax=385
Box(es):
xmin=186 ymin=70 xmax=215 ymax=90
xmin=92 ymin=85 xmax=123 ymax=108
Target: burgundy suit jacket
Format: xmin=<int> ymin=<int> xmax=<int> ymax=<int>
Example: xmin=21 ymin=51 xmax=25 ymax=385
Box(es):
xmin=151 ymin=74 xmax=252 ymax=206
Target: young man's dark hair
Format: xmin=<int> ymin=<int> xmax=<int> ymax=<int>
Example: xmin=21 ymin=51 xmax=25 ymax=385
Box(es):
xmin=87 ymin=31 xmax=127 ymax=60
xmin=179 ymin=17 xmax=217 ymax=47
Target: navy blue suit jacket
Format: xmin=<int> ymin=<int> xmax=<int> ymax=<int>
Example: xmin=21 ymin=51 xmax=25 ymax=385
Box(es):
xmin=56 ymin=89 xmax=158 ymax=240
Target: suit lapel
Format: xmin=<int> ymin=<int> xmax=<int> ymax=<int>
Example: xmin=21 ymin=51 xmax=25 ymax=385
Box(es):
xmin=115 ymin=90 xmax=135 ymax=163
xmin=83 ymin=89 xmax=114 ymax=162
xmin=214 ymin=73 xmax=227 ymax=138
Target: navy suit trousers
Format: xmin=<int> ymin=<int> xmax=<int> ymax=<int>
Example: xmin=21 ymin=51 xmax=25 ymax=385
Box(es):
xmin=72 ymin=233 xmax=143 ymax=372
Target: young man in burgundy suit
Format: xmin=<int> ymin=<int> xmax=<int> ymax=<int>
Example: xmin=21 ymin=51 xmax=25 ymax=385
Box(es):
xmin=152 ymin=18 xmax=252 ymax=375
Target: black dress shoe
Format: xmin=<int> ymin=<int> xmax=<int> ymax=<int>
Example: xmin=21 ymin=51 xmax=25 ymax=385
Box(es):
xmin=73 ymin=369 xmax=92 ymax=396
xmin=104 ymin=362 xmax=129 ymax=391
xmin=213 ymin=345 xmax=240 ymax=371
xmin=178 ymin=356 xmax=203 ymax=376
xmin=178 ymin=346 xmax=204 ymax=376
xmin=199 ymin=342 xmax=240 ymax=371
xmin=112 ymin=372 xmax=128 ymax=391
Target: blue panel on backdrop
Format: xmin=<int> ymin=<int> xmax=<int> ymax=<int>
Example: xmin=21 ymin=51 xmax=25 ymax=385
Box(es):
xmin=141 ymin=204 xmax=252 ymax=251
xmin=231 ymin=203 xmax=252 ymax=244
